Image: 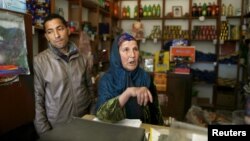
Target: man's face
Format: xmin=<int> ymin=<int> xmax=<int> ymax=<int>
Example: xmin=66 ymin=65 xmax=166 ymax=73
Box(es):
xmin=44 ymin=18 xmax=70 ymax=52
xmin=119 ymin=40 xmax=139 ymax=71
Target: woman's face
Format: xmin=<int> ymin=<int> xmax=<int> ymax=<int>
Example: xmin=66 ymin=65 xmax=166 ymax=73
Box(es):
xmin=119 ymin=40 xmax=139 ymax=71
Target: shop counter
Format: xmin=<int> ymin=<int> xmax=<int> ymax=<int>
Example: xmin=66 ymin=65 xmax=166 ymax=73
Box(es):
xmin=38 ymin=116 xmax=146 ymax=141
xmin=38 ymin=115 xmax=207 ymax=141
xmin=82 ymin=114 xmax=168 ymax=133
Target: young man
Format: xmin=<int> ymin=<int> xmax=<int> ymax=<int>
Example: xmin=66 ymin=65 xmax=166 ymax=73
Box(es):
xmin=33 ymin=14 xmax=94 ymax=135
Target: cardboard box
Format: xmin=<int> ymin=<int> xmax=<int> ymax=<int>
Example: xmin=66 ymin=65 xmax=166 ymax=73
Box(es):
xmin=154 ymin=73 xmax=167 ymax=92
xmin=154 ymin=51 xmax=169 ymax=72
xmin=170 ymin=46 xmax=195 ymax=63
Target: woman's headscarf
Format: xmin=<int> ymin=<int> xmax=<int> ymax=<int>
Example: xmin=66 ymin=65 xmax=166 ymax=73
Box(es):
xmin=96 ymin=33 xmax=151 ymax=110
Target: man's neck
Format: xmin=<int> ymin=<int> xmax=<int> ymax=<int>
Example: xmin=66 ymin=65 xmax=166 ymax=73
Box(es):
xmin=59 ymin=47 xmax=69 ymax=55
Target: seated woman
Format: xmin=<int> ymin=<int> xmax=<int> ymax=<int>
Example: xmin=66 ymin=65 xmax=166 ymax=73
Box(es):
xmin=96 ymin=33 xmax=164 ymax=125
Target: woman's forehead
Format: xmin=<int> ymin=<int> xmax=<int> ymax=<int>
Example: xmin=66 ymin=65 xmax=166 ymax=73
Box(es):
xmin=119 ymin=40 xmax=137 ymax=47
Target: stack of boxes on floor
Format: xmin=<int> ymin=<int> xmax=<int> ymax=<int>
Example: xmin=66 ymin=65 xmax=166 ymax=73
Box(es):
xmin=154 ymin=51 xmax=169 ymax=117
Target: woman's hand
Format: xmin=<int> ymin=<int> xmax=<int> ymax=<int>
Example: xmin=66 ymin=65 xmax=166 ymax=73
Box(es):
xmin=119 ymin=87 xmax=153 ymax=107
xmin=133 ymin=87 xmax=153 ymax=106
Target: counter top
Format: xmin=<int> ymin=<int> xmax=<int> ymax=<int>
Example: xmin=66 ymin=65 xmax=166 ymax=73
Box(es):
xmin=82 ymin=114 xmax=169 ymax=133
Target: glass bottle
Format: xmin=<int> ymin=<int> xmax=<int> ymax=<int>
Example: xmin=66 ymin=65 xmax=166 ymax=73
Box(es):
xmin=148 ymin=5 xmax=152 ymax=17
xmin=202 ymin=3 xmax=207 ymax=16
xmin=192 ymin=3 xmax=197 ymax=17
xmin=221 ymin=3 xmax=226 ymax=16
xmin=215 ymin=2 xmax=219 ymax=16
xmin=134 ymin=5 xmax=138 ymax=17
xmin=122 ymin=6 xmax=127 ymax=18
xmin=143 ymin=5 xmax=148 ymax=17
xmin=211 ymin=2 xmax=216 ymax=16
xmin=207 ymin=2 xmax=212 ymax=16
xmin=58 ymin=8 xmax=64 ymax=17
xmin=198 ymin=3 xmax=202 ymax=16
xmin=152 ymin=4 xmax=156 ymax=17
xmin=126 ymin=6 xmax=130 ymax=18
xmin=114 ymin=3 xmax=118 ymax=16
xmin=156 ymin=4 xmax=161 ymax=17
xmin=227 ymin=4 xmax=234 ymax=16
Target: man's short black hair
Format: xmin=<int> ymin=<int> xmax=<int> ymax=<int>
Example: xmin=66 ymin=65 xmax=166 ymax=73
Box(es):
xmin=43 ymin=14 xmax=67 ymax=30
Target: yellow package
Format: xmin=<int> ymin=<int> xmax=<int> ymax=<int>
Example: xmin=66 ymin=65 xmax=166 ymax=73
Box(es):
xmin=154 ymin=51 xmax=169 ymax=72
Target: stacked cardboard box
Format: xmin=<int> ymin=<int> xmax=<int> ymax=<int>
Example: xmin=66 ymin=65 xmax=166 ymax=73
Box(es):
xmin=154 ymin=72 xmax=167 ymax=92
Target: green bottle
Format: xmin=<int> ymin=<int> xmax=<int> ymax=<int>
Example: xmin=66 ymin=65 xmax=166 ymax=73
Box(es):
xmin=126 ymin=6 xmax=130 ymax=18
xmin=152 ymin=4 xmax=156 ymax=17
xmin=148 ymin=5 xmax=152 ymax=17
xmin=143 ymin=5 xmax=148 ymax=17
xmin=134 ymin=5 xmax=138 ymax=17
xmin=156 ymin=4 xmax=161 ymax=17
xmin=202 ymin=3 xmax=207 ymax=16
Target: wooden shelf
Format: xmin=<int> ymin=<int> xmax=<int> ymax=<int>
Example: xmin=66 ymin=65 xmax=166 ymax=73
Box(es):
xmin=118 ymin=0 xmax=245 ymax=111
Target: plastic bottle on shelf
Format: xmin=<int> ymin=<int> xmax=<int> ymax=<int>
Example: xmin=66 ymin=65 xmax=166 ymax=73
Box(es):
xmin=122 ymin=6 xmax=127 ymax=18
xmin=143 ymin=5 xmax=148 ymax=17
xmin=156 ymin=4 xmax=161 ymax=17
xmin=211 ymin=2 xmax=216 ymax=16
xmin=192 ymin=3 xmax=197 ymax=17
xmin=58 ymin=8 xmax=64 ymax=18
xmin=207 ymin=2 xmax=212 ymax=16
xmin=215 ymin=2 xmax=219 ymax=16
xmin=202 ymin=3 xmax=207 ymax=16
xmin=198 ymin=3 xmax=202 ymax=16
xmin=134 ymin=5 xmax=138 ymax=17
xmin=114 ymin=3 xmax=118 ymax=16
xmin=221 ymin=3 xmax=226 ymax=16
xmin=148 ymin=5 xmax=152 ymax=17
xmin=152 ymin=4 xmax=156 ymax=17
xmin=126 ymin=6 xmax=130 ymax=18
xmin=227 ymin=4 xmax=234 ymax=16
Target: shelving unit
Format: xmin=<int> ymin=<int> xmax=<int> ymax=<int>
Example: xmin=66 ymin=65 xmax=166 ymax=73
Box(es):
xmin=118 ymin=0 xmax=245 ymax=110
xmin=215 ymin=0 xmax=244 ymax=110
xmin=67 ymin=0 xmax=119 ymax=75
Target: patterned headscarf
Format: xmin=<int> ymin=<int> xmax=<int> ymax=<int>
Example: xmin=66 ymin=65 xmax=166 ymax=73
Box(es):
xmin=118 ymin=32 xmax=136 ymax=47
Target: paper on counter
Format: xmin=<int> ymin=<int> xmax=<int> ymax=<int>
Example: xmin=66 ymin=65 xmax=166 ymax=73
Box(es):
xmin=93 ymin=117 xmax=142 ymax=128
